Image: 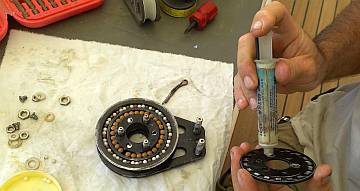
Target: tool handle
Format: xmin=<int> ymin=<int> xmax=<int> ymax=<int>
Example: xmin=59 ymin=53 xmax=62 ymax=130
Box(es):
xmin=189 ymin=0 xmax=218 ymax=30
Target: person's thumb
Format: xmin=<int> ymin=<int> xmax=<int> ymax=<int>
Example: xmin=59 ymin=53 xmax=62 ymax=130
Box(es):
xmin=305 ymin=164 xmax=332 ymax=191
xmin=275 ymin=58 xmax=305 ymax=85
xmin=235 ymin=169 xmax=259 ymax=191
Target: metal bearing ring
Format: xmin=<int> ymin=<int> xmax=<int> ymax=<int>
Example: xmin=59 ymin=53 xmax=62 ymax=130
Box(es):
xmin=8 ymin=139 xmax=22 ymax=149
xmin=8 ymin=133 xmax=20 ymax=141
xmin=18 ymin=110 xmax=31 ymax=120
xmin=32 ymin=92 xmax=46 ymax=102
xmin=59 ymin=96 xmax=71 ymax=106
xmin=19 ymin=131 xmax=29 ymax=140
xmin=25 ymin=157 xmax=41 ymax=170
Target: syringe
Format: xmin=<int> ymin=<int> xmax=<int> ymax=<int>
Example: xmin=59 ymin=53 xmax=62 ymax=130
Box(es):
xmin=255 ymin=32 xmax=278 ymax=157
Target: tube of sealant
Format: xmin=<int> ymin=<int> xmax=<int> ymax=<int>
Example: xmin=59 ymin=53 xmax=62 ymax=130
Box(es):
xmin=256 ymin=33 xmax=278 ymax=157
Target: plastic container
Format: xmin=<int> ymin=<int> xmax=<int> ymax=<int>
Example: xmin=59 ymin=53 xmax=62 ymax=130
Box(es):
xmin=0 ymin=0 xmax=104 ymax=41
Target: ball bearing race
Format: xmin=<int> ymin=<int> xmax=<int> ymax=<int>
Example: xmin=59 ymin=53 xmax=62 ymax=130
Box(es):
xmin=97 ymin=99 xmax=178 ymax=171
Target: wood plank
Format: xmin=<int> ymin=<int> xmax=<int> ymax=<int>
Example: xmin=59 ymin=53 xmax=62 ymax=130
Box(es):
xmin=302 ymin=0 xmax=338 ymax=109
xmin=336 ymin=0 xmax=351 ymax=16
xmin=282 ymin=0 xmax=309 ymax=116
xmin=276 ymin=0 xmax=295 ymax=12
xmin=339 ymin=75 xmax=360 ymax=86
xmin=321 ymin=80 xmax=339 ymax=93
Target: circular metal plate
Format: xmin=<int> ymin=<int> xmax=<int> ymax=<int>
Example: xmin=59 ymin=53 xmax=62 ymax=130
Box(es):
xmin=240 ymin=148 xmax=316 ymax=184
xmin=96 ymin=98 xmax=179 ymax=173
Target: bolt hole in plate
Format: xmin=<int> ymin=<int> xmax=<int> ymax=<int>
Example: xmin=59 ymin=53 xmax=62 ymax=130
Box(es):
xmin=96 ymin=98 xmax=206 ymax=177
xmin=240 ymin=148 xmax=316 ymax=184
xmin=0 ymin=170 xmax=62 ymax=191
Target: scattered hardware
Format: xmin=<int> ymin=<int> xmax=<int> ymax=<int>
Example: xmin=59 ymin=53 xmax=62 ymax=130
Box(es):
xmin=25 ymin=0 xmax=40 ymax=14
xmin=19 ymin=96 xmax=28 ymax=103
xmin=18 ymin=109 xmax=31 ymax=120
xmin=184 ymin=0 xmax=218 ymax=33
xmin=240 ymin=148 xmax=316 ymax=184
xmin=25 ymin=157 xmax=41 ymax=170
xmin=8 ymin=139 xmax=22 ymax=149
xmin=123 ymin=0 xmax=161 ymax=24
xmin=32 ymin=92 xmax=46 ymax=102
xmin=162 ymin=79 xmax=188 ymax=105
xmin=11 ymin=0 xmax=29 ymax=18
xmin=59 ymin=96 xmax=71 ymax=106
xmin=159 ymin=0 xmax=197 ymax=17
xmin=96 ymin=98 xmax=206 ymax=177
xmin=8 ymin=133 xmax=20 ymax=141
xmin=45 ymin=113 xmax=55 ymax=122
xmin=29 ymin=112 xmax=39 ymax=120
xmin=6 ymin=122 xmax=20 ymax=133
xmin=19 ymin=131 xmax=30 ymax=140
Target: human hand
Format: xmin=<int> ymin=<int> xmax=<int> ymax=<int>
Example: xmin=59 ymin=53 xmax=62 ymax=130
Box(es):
xmin=234 ymin=1 xmax=327 ymax=109
xmin=230 ymin=142 xmax=332 ymax=191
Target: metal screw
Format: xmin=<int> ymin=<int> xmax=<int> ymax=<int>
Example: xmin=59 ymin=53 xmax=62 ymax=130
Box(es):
xmin=19 ymin=96 xmax=28 ymax=103
xmin=195 ymin=138 xmax=205 ymax=156
xmin=193 ymin=117 xmax=203 ymax=135
xmin=143 ymin=139 xmax=150 ymax=149
xmin=118 ymin=127 xmax=125 ymax=136
xmin=30 ymin=112 xmax=38 ymax=120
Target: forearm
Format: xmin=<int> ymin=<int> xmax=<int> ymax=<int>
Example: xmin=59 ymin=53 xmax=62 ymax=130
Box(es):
xmin=315 ymin=0 xmax=360 ymax=80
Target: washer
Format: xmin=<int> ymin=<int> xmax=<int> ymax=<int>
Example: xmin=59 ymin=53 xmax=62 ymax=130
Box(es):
xmin=59 ymin=96 xmax=71 ymax=106
xmin=18 ymin=110 xmax=31 ymax=120
xmin=240 ymin=148 xmax=316 ymax=184
xmin=45 ymin=113 xmax=55 ymax=122
xmin=32 ymin=92 xmax=46 ymax=102
xmin=25 ymin=157 xmax=41 ymax=170
xmin=19 ymin=131 xmax=29 ymax=140
xmin=8 ymin=133 xmax=20 ymax=141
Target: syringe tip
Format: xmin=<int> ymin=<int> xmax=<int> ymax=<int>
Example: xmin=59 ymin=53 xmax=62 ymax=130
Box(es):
xmin=264 ymin=147 xmax=274 ymax=157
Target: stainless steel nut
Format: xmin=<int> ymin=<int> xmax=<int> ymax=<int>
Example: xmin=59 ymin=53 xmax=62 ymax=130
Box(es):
xmin=19 ymin=131 xmax=29 ymax=140
xmin=59 ymin=96 xmax=71 ymax=106
xmin=32 ymin=92 xmax=46 ymax=102
xmin=18 ymin=110 xmax=31 ymax=120
xmin=6 ymin=125 xmax=16 ymax=133
xmin=8 ymin=139 xmax=22 ymax=149
xmin=25 ymin=157 xmax=41 ymax=170
xmin=9 ymin=133 xmax=20 ymax=141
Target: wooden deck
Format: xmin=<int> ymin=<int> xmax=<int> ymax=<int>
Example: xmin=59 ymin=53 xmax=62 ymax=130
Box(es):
xmin=222 ymin=0 xmax=359 ymax=175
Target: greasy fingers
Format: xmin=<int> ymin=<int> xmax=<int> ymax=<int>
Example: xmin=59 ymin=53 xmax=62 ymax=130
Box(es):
xmin=306 ymin=164 xmax=332 ymax=191
xmin=236 ymin=33 xmax=258 ymax=109
xmin=236 ymin=169 xmax=259 ymax=191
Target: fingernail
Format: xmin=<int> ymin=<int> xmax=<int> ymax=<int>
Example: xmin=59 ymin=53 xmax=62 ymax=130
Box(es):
xmin=236 ymin=96 xmax=246 ymax=108
xmin=230 ymin=150 xmax=234 ymax=160
xmin=250 ymin=98 xmax=257 ymax=109
xmin=244 ymin=76 xmax=254 ymax=89
xmin=251 ymin=20 xmax=262 ymax=31
xmin=237 ymin=169 xmax=246 ymax=186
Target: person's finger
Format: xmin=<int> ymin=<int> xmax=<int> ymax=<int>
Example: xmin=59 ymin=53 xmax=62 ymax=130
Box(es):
xmin=234 ymin=74 xmax=249 ymax=109
xmin=268 ymin=184 xmax=292 ymax=191
xmin=305 ymin=164 xmax=332 ymax=191
xmin=230 ymin=146 xmax=243 ymax=190
xmin=239 ymin=142 xmax=252 ymax=153
xmin=237 ymin=33 xmax=258 ymax=109
xmin=250 ymin=1 xmax=299 ymax=40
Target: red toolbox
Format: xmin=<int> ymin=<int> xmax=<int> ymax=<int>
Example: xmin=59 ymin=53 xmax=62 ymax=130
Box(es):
xmin=0 ymin=0 xmax=104 ymax=41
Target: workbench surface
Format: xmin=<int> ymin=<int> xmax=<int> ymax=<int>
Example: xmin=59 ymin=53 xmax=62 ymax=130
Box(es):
xmin=0 ymin=0 xmax=261 ymax=65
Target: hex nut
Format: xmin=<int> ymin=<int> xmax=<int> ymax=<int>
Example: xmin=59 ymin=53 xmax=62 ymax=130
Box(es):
xmin=59 ymin=96 xmax=71 ymax=106
xmin=19 ymin=131 xmax=29 ymax=140
xmin=18 ymin=110 xmax=31 ymax=120
xmin=6 ymin=125 xmax=16 ymax=133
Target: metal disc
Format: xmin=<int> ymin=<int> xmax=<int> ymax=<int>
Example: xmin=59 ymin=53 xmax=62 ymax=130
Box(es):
xmin=240 ymin=148 xmax=316 ymax=184
xmin=96 ymin=98 xmax=179 ymax=172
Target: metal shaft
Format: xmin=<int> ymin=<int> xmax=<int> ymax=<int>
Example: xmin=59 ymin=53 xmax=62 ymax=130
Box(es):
xmin=193 ymin=117 xmax=202 ymax=135
xmin=195 ymin=138 xmax=205 ymax=156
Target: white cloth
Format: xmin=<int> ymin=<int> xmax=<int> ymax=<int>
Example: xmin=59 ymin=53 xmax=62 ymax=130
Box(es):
xmin=0 ymin=30 xmax=234 ymax=191
xmin=292 ymin=81 xmax=360 ymax=191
